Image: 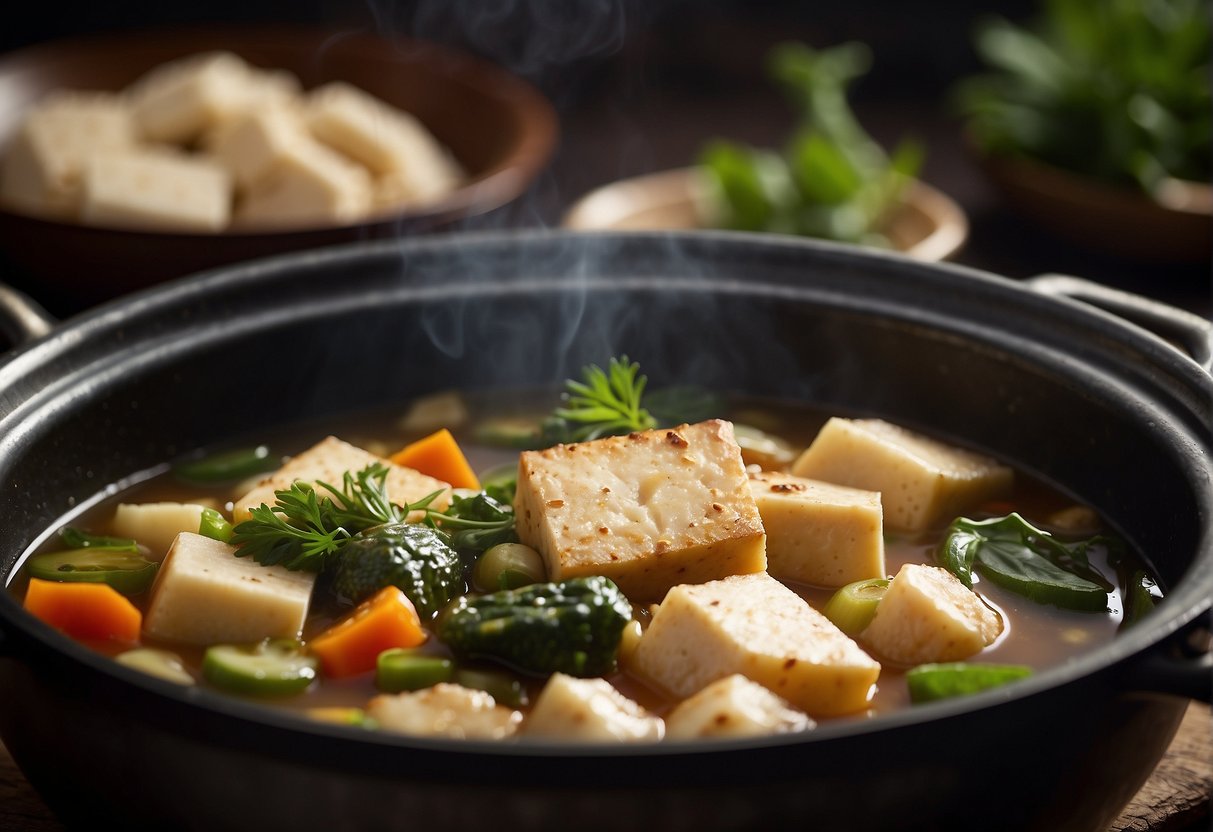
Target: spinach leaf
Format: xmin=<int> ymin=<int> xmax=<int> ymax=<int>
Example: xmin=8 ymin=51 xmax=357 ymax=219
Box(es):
xmin=937 ymin=513 xmax=1112 ymax=611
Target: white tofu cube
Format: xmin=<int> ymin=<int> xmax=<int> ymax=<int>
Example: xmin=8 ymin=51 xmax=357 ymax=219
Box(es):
xmin=515 ymin=420 xmax=767 ymax=602
xmin=749 ymin=471 xmax=885 ymax=588
xmin=143 ymin=532 xmax=315 ymax=646
xmin=523 ymin=674 xmax=663 ymax=742
xmin=791 ymin=418 xmax=1014 ymax=534
xmin=205 ymin=107 xmax=307 ymax=190
xmin=128 ymin=51 xmax=256 ymax=143
xmin=110 ymin=502 xmax=210 ymax=561
xmin=0 ymin=91 xmax=135 ymax=219
xmin=861 ymin=563 xmax=1003 ymax=665
xmin=664 ymin=674 xmax=814 ymax=740
xmin=79 ymin=150 xmax=231 ymax=232
xmin=306 ymin=82 xmax=462 ymax=198
xmin=367 ymin=684 xmax=521 ymax=740
xmin=233 ymin=436 xmax=450 ymax=523
xmin=233 ymin=133 xmax=372 ymax=229
xmin=632 ymin=572 xmax=880 ymax=718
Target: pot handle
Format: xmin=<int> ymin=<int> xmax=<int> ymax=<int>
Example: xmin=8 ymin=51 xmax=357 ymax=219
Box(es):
xmin=1025 ymin=274 xmax=1212 ymax=374
xmin=0 ymin=283 xmax=55 ymax=348
xmin=1122 ymin=615 xmax=1213 ymax=703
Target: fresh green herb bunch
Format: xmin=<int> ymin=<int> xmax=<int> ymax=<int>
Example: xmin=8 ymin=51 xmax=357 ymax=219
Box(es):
xmin=540 ymin=356 xmax=657 ymax=445
xmin=698 ymin=41 xmax=924 ymax=245
xmin=954 ymin=0 xmax=1211 ymax=194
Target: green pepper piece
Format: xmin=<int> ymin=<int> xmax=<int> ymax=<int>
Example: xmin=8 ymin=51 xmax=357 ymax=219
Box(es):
xmin=26 ymin=548 xmax=158 ymax=595
xmin=906 ymin=662 xmax=1032 ymax=704
xmin=376 ymin=648 xmax=454 ymax=693
xmin=202 ymin=639 xmax=317 ymax=697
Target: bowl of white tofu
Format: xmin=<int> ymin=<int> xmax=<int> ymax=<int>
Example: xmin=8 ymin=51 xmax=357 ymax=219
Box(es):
xmin=0 ymin=26 xmax=558 ymax=309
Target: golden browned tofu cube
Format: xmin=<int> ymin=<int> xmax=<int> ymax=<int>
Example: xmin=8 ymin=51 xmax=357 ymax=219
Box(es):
xmin=631 ymin=572 xmax=880 ymax=718
xmin=861 ymin=563 xmax=1003 ymax=665
xmin=664 ymin=674 xmax=814 ymax=740
xmin=514 ymin=420 xmax=766 ymax=602
xmin=791 ymin=418 xmax=1013 ymax=534
xmin=523 ymin=674 xmax=663 ymax=742
xmin=233 ymin=436 xmax=449 ymax=523
xmin=748 ymin=471 xmax=885 ymax=588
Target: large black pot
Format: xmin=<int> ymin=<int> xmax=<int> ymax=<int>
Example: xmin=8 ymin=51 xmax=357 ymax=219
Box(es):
xmin=0 ymin=231 xmax=1209 ymax=832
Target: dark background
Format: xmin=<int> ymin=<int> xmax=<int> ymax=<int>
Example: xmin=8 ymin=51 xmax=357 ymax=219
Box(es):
xmin=1 ymin=0 xmax=1208 ymax=318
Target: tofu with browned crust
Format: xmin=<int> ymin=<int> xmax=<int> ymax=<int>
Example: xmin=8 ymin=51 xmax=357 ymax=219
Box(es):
xmin=664 ymin=674 xmax=814 ymax=740
xmin=514 ymin=420 xmax=766 ymax=602
xmin=749 ymin=470 xmax=885 ymax=588
xmin=792 ymin=418 xmax=1013 ymax=534
xmin=233 ymin=435 xmax=450 ymax=523
xmin=861 ymin=563 xmax=1003 ymax=665
xmin=631 ymin=572 xmax=880 ymax=718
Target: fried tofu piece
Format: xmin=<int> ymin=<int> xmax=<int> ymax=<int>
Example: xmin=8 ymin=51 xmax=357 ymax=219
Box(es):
xmin=0 ymin=91 xmax=135 ymax=219
xmin=748 ymin=471 xmax=885 ymax=588
xmin=367 ymin=683 xmax=521 ymax=740
xmin=79 ymin=150 xmax=231 ymax=232
xmin=523 ymin=674 xmax=663 ymax=742
xmin=514 ymin=420 xmax=767 ymax=602
xmin=233 ymin=436 xmax=450 ymax=523
xmin=110 ymin=502 xmax=211 ymax=561
xmin=791 ymin=418 xmax=1013 ymax=534
xmin=664 ymin=674 xmax=815 ymax=740
xmin=632 ymin=572 xmax=880 ymax=718
xmin=143 ymin=532 xmax=315 ymax=645
xmin=861 ymin=563 xmax=1003 ymax=665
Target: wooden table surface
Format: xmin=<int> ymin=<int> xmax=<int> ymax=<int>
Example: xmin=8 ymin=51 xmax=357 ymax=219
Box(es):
xmin=1 ymin=702 xmax=1208 ymax=830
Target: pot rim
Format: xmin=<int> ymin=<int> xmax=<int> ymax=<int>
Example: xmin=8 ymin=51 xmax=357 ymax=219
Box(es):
xmin=1 ymin=229 xmax=1209 ymax=758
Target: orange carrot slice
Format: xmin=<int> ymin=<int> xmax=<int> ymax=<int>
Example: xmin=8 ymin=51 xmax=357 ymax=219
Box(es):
xmin=24 ymin=578 xmax=142 ymax=644
xmin=390 ymin=428 xmax=480 ymax=490
xmin=309 ymin=586 xmax=426 ymax=678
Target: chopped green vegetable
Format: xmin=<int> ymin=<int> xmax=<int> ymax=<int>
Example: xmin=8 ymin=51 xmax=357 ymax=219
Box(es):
xmin=938 ymin=513 xmax=1112 ymax=611
xmin=59 ymin=527 xmax=140 ymax=552
xmin=540 ymin=356 xmax=657 ymax=445
xmin=173 ymin=445 xmax=278 ymax=484
xmin=430 ymin=490 xmax=518 ymax=555
xmin=473 ymin=543 xmax=546 ymax=591
xmin=25 ymin=548 xmax=158 ymax=595
xmin=228 ymin=463 xmax=442 ymax=572
xmin=822 ymin=578 xmax=889 ymax=636
xmin=437 ymin=576 xmax=632 ymax=677
xmin=202 ymin=639 xmax=317 ymax=697
xmin=198 ymin=508 xmax=233 ymax=543
xmin=328 ymin=522 xmax=464 ymax=620
xmin=376 ymin=648 xmax=455 ymax=693
xmin=954 ymin=0 xmax=1211 ymax=194
xmin=906 ymin=662 xmax=1033 ymax=703
xmin=454 ymin=667 xmax=530 ymax=708
xmin=698 ymin=41 xmax=923 ymax=245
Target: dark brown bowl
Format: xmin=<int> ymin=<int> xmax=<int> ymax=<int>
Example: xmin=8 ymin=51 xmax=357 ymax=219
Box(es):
xmin=0 ymin=26 xmax=559 ymax=308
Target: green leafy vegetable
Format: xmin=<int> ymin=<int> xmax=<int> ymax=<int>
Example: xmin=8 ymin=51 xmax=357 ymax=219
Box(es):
xmin=326 ymin=522 xmax=464 ymax=619
xmin=437 ymin=576 xmax=633 ymax=677
xmin=540 ymin=356 xmax=657 ymax=445
xmin=937 ymin=513 xmax=1113 ymax=611
xmin=906 ymin=662 xmax=1033 ymax=703
xmin=698 ymin=41 xmax=924 ymax=245
xmin=954 ymin=0 xmax=1211 ymax=194
xmin=430 ymin=491 xmax=519 ymax=554
xmin=228 ymin=463 xmax=442 ymax=572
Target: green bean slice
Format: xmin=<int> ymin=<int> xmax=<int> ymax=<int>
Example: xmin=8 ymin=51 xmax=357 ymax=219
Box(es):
xmin=203 ymin=639 xmax=317 ymax=697
xmin=198 ymin=508 xmax=234 ymax=543
xmin=376 ymin=648 xmax=454 ymax=693
xmin=174 ymin=445 xmax=277 ymax=484
xmin=906 ymin=662 xmax=1032 ymax=704
xmin=25 ymin=548 xmax=158 ymax=596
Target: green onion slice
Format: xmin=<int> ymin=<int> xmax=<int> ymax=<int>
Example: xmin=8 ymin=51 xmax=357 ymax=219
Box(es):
xmin=822 ymin=577 xmax=890 ymax=636
xmin=376 ymin=648 xmax=455 ymax=693
xmin=198 ymin=508 xmax=234 ymax=543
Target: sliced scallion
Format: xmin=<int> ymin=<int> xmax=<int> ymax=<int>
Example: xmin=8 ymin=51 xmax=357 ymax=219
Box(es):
xmin=376 ymin=648 xmax=454 ymax=693
xmin=822 ymin=577 xmax=889 ymax=636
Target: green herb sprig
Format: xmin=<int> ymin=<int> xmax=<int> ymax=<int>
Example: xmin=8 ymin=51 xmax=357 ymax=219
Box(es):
xmin=229 ymin=463 xmax=442 ymax=572
xmin=541 ymin=356 xmax=658 ymax=444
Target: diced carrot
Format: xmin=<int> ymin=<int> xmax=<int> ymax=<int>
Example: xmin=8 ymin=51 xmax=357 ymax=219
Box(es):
xmin=390 ymin=428 xmax=480 ymax=490
xmin=309 ymin=586 xmax=426 ymax=678
xmin=23 ymin=578 xmax=142 ymax=644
